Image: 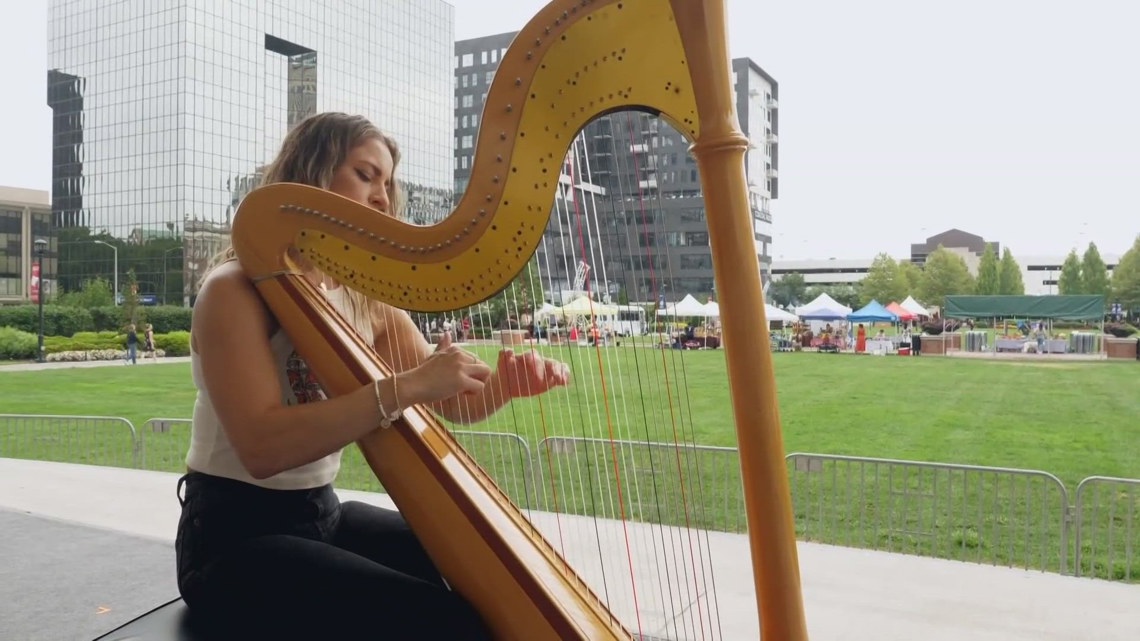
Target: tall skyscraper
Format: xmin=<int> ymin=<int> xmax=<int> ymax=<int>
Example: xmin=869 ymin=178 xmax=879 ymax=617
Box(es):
xmin=47 ymin=0 xmax=455 ymax=305
xmin=454 ymin=32 xmax=779 ymax=304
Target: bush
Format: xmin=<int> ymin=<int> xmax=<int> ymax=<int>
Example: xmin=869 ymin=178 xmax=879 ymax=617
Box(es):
xmin=142 ymin=306 xmax=193 ymax=333
xmin=0 ymin=326 xmax=38 ymax=360
xmin=0 ymin=304 xmax=193 ymax=335
xmin=155 ymin=331 xmax=191 ymax=356
xmin=0 ymin=328 xmax=188 ymax=360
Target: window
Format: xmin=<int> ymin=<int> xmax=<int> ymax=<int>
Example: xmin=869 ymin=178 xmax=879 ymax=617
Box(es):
xmin=481 ymin=51 xmax=488 ymax=64
xmin=681 ymin=254 xmax=713 ymax=270
xmin=680 ymin=208 xmax=705 ymax=223
xmin=491 ymin=49 xmax=498 ymax=63
xmin=485 ymin=70 xmax=494 ymax=84
xmin=461 ymin=135 xmax=473 ymax=149
xmin=461 ymin=53 xmax=473 ymax=67
xmin=462 ymin=95 xmax=474 ymax=108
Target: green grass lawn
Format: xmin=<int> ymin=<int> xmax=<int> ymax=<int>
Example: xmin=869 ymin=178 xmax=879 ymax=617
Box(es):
xmin=3 ymin=351 xmax=1136 ymax=484
xmin=2 ymin=350 xmax=1137 ymax=580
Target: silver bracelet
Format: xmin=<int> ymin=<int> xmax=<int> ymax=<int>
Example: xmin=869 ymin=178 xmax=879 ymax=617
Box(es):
xmin=374 ymin=377 xmax=402 ymax=429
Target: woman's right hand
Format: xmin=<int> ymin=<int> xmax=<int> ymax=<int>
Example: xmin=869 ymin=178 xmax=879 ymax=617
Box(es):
xmin=400 ymin=333 xmax=492 ymax=406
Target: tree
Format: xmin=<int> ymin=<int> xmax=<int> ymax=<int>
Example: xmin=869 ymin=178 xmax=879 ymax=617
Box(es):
xmin=802 ymin=285 xmax=860 ymax=311
xmin=975 ymin=244 xmax=1000 ymax=295
xmin=897 ymin=260 xmax=923 ymax=295
xmin=1081 ymin=242 xmax=1111 ymax=297
xmin=1111 ymin=235 xmax=1140 ymax=314
xmin=918 ymin=246 xmax=974 ymax=306
xmin=122 ymin=268 xmax=145 ymax=327
xmin=56 ymin=277 xmax=115 ymax=308
xmin=858 ymin=253 xmax=906 ymax=306
xmin=998 ymin=248 xmax=1025 ymax=295
xmin=1058 ymin=250 xmax=1083 ymax=294
xmin=768 ymin=272 xmax=807 ymax=308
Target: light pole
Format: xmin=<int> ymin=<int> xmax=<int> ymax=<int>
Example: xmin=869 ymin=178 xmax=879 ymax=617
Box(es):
xmin=34 ymin=238 xmax=48 ymax=363
xmin=92 ymin=240 xmax=119 ymax=305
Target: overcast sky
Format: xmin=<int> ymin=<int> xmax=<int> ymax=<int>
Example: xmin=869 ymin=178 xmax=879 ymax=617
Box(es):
xmin=2 ymin=0 xmax=1137 ymax=260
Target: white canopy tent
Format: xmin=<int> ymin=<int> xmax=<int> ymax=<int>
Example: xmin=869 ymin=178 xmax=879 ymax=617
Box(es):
xmin=557 ymin=295 xmax=619 ymax=317
xmin=765 ymin=304 xmax=799 ymax=323
xmin=899 ymin=296 xmax=931 ymax=318
xmin=533 ymin=302 xmax=561 ymax=323
xmin=703 ymin=301 xmax=797 ymax=324
xmin=656 ymin=294 xmax=711 ymax=317
xmin=795 ymin=292 xmax=853 ymax=317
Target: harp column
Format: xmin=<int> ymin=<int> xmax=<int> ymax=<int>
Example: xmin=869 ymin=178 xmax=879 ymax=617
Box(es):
xmin=692 ymin=130 xmax=809 ymax=641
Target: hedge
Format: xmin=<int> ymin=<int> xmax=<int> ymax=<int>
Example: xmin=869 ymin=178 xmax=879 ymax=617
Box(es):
xmin=0 ymin=304 xmax=192 ymax=336
xmin=0 ymin=327 xmax=191 ymax=361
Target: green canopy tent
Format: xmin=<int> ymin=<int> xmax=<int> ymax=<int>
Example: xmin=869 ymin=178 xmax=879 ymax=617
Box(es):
xmin=943 ymin=295 xmax=1105 ymax=321
xmin=943 ymin=295 xmax=1106 ymax=354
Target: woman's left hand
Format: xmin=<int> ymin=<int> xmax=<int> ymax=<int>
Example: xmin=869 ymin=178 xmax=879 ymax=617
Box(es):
xmin=495 ymin=348 xmax=571 ymax=399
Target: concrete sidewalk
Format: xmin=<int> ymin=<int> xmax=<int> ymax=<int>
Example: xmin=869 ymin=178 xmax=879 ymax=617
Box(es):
xmin=2 ymin=457 xmax=1136 ymax=640
xmin=0 ymin=356 xmax=191 ymax=372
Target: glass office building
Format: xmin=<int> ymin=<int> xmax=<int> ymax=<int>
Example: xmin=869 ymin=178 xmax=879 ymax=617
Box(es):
xmin=47 ymin=0 xmax=455 ymax=305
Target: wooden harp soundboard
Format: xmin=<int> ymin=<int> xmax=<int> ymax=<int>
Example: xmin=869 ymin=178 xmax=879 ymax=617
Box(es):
xmin=232 ymin=0 xmax=807 ymax=638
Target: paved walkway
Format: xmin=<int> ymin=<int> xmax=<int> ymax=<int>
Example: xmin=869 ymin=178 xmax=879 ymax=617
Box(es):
xmin=2 ymin=458 xmax=1136 ymax=640
xmin=0 ymin=356 xmax=191 ymax=372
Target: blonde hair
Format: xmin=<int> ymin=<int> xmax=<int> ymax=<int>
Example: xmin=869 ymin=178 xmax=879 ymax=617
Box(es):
xmin=206 ymin=112 xmax=404 ymax=330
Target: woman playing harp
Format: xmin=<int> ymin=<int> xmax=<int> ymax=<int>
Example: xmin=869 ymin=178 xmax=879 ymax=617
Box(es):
xmin=175 ymin=111 xmax=571 ymax=640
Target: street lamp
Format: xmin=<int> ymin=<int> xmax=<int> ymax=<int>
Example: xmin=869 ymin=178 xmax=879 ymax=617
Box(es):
xmin=92 ymin=240 xmax=119 ymax=305
xmin=34 ymin=238 xmax=48 ymax=363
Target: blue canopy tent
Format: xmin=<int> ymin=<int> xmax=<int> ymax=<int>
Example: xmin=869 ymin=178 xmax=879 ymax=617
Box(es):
xmin=847 ymin=300 xmax=898 ymax=323
xmin=799 ymin=307 xmax=849 ymax=321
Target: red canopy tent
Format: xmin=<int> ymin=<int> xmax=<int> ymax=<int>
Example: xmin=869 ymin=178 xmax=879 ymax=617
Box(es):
xmin=887 ymin=301 xmax=916 ymax=321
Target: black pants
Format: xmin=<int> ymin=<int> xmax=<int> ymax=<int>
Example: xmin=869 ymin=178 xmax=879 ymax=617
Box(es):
xmin=175 ymin=471 xmax=492 ymax=640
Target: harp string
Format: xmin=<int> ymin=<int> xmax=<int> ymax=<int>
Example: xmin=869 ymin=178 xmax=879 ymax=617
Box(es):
xmin=650 ymin=112 xmax=724 ymax=641
xmin=596 ymin=120 xmax=693 ymax=638
xmin=623 ymin=110 xmax=724 ymax=640
xmin=625 ymin=112 xmax=709 ymax=641
xmin=566 ymin=135 xmax=646 ymax=637
xmin=603 ymin=184 xmax=687 ymax=635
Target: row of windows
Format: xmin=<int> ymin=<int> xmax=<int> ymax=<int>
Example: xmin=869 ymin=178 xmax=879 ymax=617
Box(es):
xmin=456 ymin=70 xmax=495 ymax=89
xmin=637 ymin=232 xmax=710 ymax=248
xmin=457 ymin=47 xmax=508 ymax=68
xmin=455 ymin=113 xmax=481 ymax=131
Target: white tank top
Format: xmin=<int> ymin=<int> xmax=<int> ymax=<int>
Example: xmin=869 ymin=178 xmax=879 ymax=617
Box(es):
xmin=186 ymin=285 xmax=374 ymax=490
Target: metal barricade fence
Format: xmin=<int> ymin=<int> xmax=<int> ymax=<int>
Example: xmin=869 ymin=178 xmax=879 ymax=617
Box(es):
xmin=300 ymin=429 xmax=536 ymax=503
xmin=141 ymin=417 xmax=193 ymax=472
xmin=0 ymin=413 xmax=139 ymax=469
xmin=1074 ymin=476 xmax=1140 ymax=581
xmin=535 ymin=436 xmax=744 ymax=532
xmin=786 ymin=453 xmax=1071 ymax=574
xmin=453 ymin=431 xmax=536 ymax=509
xmin=6 ymin=412 xmax=1140 ymax=582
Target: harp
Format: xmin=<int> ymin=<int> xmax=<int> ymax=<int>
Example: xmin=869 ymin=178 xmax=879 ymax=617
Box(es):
xmin=231 ymin=0 xmax=806 ymax=638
